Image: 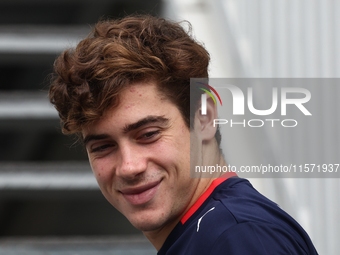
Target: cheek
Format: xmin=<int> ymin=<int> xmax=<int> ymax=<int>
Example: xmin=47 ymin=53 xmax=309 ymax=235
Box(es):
xmin=90 ymin=158 xmax=114 ymax=184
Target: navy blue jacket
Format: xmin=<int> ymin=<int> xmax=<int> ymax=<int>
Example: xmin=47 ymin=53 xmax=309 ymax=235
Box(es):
xmin=158 ymin=175 xmax=318 ymax=255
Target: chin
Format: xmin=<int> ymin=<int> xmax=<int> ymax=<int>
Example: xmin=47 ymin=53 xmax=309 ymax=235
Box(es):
xmin=130 ymin=216 xmax=166 ymax=232
xmin=127 ymin=210 xmax=169 ymax=232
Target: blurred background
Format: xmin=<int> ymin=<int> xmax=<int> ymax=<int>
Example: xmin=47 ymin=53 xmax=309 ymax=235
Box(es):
xmin=0 ymin=0 xmax=339 ymax=254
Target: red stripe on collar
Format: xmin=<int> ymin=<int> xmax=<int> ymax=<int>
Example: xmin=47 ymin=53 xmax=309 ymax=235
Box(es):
xmin=181 ymin=172 xmax=237 ymax=224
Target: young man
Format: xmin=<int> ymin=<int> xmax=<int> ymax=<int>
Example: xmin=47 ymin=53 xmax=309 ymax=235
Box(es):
xmin=49 ymin=15 xmax=318 ymax=254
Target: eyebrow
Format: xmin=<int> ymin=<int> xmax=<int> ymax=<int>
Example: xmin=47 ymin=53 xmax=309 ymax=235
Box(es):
xmin=123 ymin=115 xmax=169 ymax=133
xmin=83 ymin=134 xmax=110 ymax=147
xmin=82 ymin=115 xmax=169 ymax=146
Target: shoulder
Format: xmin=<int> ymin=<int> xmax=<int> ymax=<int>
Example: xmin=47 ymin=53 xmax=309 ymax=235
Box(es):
xmin=209 ymin=221 xmax=315 ymax=255
xmin=214 ymin=177 xmax=283 ymax=224
xmin=211 ymin=178 xmax=318 ymax=254
xmin=158 ymin=178 xmax=318 ymax=255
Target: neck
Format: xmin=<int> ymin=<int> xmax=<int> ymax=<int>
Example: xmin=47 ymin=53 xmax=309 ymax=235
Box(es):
xmin=143 ymin=215 xmax=179 ymax=251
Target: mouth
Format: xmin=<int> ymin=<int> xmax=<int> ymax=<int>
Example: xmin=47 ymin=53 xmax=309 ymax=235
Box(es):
xmin=120 ymin=179 xmax=162 ymax=206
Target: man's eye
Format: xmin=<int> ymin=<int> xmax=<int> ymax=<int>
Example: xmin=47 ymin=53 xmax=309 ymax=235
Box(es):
xmin=137 ymin=130 xmax=160 ymax=142
xmin=91 ymin=144 xmax=114 ymax=153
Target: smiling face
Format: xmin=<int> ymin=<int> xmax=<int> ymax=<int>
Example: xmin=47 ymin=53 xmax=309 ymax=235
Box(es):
xmin=83 ymin=81 xmax=200 ymax=232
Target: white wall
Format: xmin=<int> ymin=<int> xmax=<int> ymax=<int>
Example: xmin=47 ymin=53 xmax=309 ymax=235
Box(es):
xmin=163 ymin=0 xmax=340 ymax=254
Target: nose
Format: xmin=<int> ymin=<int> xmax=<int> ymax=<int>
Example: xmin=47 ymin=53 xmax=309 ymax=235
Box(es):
xmin=116 ymin=143 xmax=147 ymax=180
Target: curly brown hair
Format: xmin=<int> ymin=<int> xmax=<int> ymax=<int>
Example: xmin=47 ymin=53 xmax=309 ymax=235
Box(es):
xmin=49 ymin=15 xmax=220 ymax=143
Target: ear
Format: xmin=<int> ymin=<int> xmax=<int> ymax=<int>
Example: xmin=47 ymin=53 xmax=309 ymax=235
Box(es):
xmin=195 ymin=94 xmax=218 ymax=141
